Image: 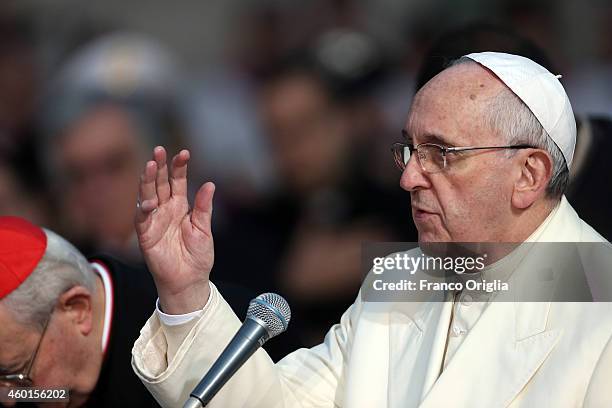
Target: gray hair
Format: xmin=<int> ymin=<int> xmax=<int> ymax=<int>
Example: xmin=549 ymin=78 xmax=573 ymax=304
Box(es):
xmin=2 ymin=229 xmax=97 ymax=332
xmin=450 ymin=58 xmax=569 ymax=200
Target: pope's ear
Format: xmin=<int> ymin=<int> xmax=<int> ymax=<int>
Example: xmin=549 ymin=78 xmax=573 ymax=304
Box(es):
xmin=511 ymin=149 xmax=553 ymax=209
xmin=57 ymin=286 xmax=94 ymax=335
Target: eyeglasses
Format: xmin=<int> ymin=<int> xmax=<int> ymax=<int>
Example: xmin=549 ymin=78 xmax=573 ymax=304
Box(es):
xmin=0 ymin=315 xmax=51 ymax=388
xmin=391 ymin=142 xmax=535 ymax=173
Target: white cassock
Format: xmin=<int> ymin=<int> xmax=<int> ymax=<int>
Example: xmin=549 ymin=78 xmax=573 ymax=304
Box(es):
xmin=132 ymin=196 xmax=612 ymax=407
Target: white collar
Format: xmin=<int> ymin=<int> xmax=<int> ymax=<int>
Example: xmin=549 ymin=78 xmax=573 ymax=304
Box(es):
xmin=90 ymin=261 xmax=114 ymax=355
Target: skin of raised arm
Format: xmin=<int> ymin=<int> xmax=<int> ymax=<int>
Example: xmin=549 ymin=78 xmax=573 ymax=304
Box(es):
xmin=135 ymin=146 xmax=216 ymax=314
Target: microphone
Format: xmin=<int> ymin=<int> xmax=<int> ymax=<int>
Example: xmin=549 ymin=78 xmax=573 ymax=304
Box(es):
xmin=183 ymin=293 xmax=291 ymax=408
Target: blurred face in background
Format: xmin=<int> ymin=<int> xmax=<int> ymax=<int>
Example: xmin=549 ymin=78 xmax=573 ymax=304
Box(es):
xmin=53 ymin=104 xmax=145 ymax=249
xmin=261 ymin=71 xmax=350 ymax=194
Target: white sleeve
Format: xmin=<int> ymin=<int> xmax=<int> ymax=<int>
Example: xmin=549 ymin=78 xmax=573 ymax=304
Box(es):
xmin=155 ymin=298 xmax=204 ymax=326
xmin=133 ymin=281 xmax=358 ymax=407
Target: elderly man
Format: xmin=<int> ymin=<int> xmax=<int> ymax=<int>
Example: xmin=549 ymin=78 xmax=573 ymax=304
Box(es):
xmin=0 ymin=216 xmax=258 ymax=408
xmin=0 ymin=216 xmax=161 ymax=407
xmin=131 ymin=52 xmax=612 ymax=407
xmin=0 ymin=216 xmax=267 ymax=407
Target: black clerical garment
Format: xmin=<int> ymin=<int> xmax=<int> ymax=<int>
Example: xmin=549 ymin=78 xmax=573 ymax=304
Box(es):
xmin=84 ymin=255 xmax=253 ymax=407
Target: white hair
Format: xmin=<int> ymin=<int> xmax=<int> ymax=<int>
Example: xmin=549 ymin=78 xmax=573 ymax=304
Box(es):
xmin=2 ymin=229 xmax=96 ymax=331
xmin=487 ymin=86 xmax=569 ymax=199
xmin=450 ymin=58 xmax=569 ymax=199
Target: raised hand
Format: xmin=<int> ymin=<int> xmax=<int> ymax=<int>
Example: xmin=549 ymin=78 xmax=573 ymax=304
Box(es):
xmin=135 ymin=146 xmax=216 ymax=314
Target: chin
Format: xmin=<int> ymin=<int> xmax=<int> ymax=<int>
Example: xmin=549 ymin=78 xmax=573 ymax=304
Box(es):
xmin=417 ymin=228 xmax=452 ymax=243
xmin=418 ymin=235 xmax=444 ymax=244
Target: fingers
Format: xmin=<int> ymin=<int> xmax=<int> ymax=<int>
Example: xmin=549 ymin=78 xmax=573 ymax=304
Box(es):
xmin=154 ymin=146 xmax=171 ymax=204
xmin=136 ymin=147 xmax=190 ymax=225
xmin=170 ymin=149 xmax=190 ymax=198
xmin=136 ymin=160 xmax=159 ymax=222
xmin=191 ymin=182 xmax=215 ymax=235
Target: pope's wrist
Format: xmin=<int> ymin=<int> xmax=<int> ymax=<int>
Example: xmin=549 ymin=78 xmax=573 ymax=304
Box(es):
xmin=156 ymin=281 xmax=211 ymax=315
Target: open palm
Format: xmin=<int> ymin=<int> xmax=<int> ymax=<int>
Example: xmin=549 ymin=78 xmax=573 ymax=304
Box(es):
xmin=135 ymin=147 xmax=215 ymax=314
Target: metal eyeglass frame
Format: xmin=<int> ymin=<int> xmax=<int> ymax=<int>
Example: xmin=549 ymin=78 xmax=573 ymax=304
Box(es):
xmin=0 ymin=314 xmax=51 ymax=387
xmin=391 ymin=141 xmax=536 ymax=173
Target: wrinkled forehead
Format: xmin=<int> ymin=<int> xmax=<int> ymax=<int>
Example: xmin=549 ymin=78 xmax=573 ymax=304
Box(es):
xmin=429 ymin=62 xmax=505 ymax=96
xmin=406 ymin=63 xmax=506 ymax=145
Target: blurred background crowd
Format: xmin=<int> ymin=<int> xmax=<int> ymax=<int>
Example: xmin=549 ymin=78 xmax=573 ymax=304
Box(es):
xmin=1 ymin=0 xmax=611 ymax=347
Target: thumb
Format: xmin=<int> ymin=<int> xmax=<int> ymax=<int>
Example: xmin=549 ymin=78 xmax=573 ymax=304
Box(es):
xmin=191 ymin=182 xmax=215 ymax=234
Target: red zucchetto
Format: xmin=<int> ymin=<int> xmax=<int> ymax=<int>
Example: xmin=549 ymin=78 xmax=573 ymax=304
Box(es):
xmin=0 ymin=216 xmax=47 ymax=299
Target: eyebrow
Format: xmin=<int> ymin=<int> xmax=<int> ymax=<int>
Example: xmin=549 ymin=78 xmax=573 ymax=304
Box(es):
xmin=401 ymin=129 xmax=455 ymax=146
